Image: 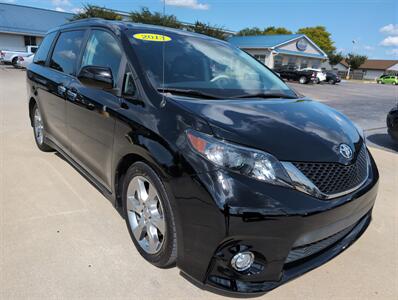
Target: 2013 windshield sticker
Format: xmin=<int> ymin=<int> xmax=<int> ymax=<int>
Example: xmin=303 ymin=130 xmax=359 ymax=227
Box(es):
xmin=133 ymin=33 xmax=171 ymax=42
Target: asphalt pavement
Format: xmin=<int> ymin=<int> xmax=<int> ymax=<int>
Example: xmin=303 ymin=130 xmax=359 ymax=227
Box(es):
xmin=289 ymin=81 xmax=398 ymax=152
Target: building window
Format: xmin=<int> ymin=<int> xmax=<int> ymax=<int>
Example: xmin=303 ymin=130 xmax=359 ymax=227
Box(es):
xmin=287 ymin=56 xmax=297 ymax=67
xmin=311 ymin=61 xmax=320 ymax=69
xmin=254 ymin=55 xmax=266 ymax=64
xmin=274 ymin=55 xmax=283 ymax=69
xmin=24 ymin=36 xmax=37 ymax=46
xmin=300 ymin=59 xmax=308 ymax=69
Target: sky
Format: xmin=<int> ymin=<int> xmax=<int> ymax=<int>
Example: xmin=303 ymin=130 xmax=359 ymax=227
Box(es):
xmin=1 ymin=0 xmax=397 ymax=59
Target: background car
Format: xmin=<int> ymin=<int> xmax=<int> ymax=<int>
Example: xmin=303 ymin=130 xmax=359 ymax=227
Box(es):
xmin=377 ymin=74 xmax=398 ymax=85
xmin=0 ymin=45 xmax=38 ymax=66
xmin=274 ymin=65 xmax=318 ymax=84
xmin=387 ymin=104 xmax=398 ymax=142
xmin=16 ymin=54 xmax=34 ymax=69
xmin=300 ymin=68 xmax=327 ymax=83
xmin=326 ymin=71 xmax=341 ymax=84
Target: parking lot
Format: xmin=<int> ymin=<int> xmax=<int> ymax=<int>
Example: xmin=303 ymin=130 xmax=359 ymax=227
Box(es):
xmin=289 ymin=81 xmax=398 ymax=153
xmin=0 ymin=65 xmax=397 ymax=299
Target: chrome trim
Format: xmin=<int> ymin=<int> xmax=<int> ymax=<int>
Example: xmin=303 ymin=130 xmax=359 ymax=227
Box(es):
xmin=282 ymin=149 xmax=370 ymax=200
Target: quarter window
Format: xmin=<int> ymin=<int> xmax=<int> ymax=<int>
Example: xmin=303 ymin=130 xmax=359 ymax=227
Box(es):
xmin=81 ymin=30 xmax=123 ymax=82
xmin=33 ymin=32 xmax=57 ymax=65
xmin=50 ymin=30 xmax=85 ymax=75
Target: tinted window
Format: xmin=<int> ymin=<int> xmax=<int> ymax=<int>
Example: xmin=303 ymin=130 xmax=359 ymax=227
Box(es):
xmin=50 ymin=30 xmax=85 ymax=75
xmin=129 ymin=31 xmax=295 ymax=98
xmin=81 ymin=30 xmax=122 ymax=80
xmin=33 ymin=32 xmax=56 ymax=65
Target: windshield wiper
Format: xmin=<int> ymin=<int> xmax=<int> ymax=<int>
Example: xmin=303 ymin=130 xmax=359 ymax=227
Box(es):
xmin=233 ymin=92 xmax=297 ymax=99
xmin=158 ymin=88 xmax=221 ymax=99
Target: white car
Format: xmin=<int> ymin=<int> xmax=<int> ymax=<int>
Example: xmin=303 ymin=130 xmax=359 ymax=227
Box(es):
xmin=16 ymin=54 xmax=34 ymax=69
xmin=0 ymin=45 xmax=38 ymax=65
xmin=300 ymin=68 xmax=327 ymax=83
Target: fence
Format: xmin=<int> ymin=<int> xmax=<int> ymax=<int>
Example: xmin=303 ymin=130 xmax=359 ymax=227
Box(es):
xmin=337 ymin=70 xmax=364 ymax=80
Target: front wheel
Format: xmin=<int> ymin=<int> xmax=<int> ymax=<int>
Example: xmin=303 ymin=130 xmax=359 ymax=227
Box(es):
xmin=32 ymin=104 xmax=53 ymax=152
xmin=123 ymin=162 xmax=177 ymax=268
xmin=299 ymin=76 xmax=307 ymax=84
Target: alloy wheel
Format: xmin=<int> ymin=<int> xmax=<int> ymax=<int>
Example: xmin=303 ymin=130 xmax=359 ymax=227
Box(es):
xmin=33 ymin=108 xmax=44 ymax=145
xmin=126 ymin=176 xmax=166 ymax=254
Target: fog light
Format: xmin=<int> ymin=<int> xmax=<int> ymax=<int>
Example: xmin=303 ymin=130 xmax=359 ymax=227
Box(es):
xmin=231 ymin=251 xmax=254 ymax=272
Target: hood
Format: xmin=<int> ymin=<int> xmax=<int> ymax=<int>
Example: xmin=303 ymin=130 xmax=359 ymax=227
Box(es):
xmin=173 ymin=97 xmax=364 ymax=163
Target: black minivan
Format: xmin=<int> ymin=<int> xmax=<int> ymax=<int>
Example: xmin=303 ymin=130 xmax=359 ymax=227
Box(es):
xmin=27 ymin=19 xmax=379 ymax=294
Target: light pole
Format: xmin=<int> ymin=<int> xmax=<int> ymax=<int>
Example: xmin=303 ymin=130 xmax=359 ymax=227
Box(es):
xmin=346 ymin=40 xmax=356 ymax=79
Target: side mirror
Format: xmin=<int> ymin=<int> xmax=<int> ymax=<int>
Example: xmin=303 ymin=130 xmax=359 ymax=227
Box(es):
xmin=77 ymin=66 xmax=113 ymax=90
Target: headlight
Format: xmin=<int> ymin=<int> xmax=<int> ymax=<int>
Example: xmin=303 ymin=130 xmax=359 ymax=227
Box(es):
xmin=186 ymin=130 xmax=292 ymax=187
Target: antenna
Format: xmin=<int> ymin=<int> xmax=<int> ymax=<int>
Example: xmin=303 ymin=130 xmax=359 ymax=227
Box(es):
xmin=161 ymin=0 xmax=166 ymax=107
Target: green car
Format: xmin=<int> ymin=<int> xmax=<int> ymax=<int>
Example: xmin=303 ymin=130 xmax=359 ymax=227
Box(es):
xmin=377 ymin=74 xmax=398 ymax=85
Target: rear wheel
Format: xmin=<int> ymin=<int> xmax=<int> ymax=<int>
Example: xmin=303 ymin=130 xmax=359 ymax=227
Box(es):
xmin=329 ymin=79 xmax=335 ymax=84
xmin=11 ymin=57 xmax=18 ymax=67
xmin=299 ymin=76 xmax=307 ymax=84
xmin=32 ymin=104 xmax=53 ymax=152
xmin=123 ymin=162 xmax=177 ymax=268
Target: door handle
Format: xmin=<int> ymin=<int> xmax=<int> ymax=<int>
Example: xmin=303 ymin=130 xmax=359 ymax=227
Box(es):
xmin=57 ymin=85 xmax=66 ymax=96
xmin=66 ymin=90 xmax=77 ymax=101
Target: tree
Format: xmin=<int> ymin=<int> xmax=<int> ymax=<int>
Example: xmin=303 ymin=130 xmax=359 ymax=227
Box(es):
xmin=70 ymin=4 xmax=122 ymax=21
xmin=263 ymin=26 xmax=292 ymax=35
xmin=237 ymin=26 xmax=292 ymax=36
xmin=129 ymin=7 xmax=181 ymax=29
xmin=345 ymin=53 xmax=367 ymax=70
xmin=328 ymin=51 xmax=344 ymax=66
xmin=189 ymin=21 xmax=227 ymax=40
xmin=237 ymin=27 xmax=264 ymax=36
xmin=297 ymin=26 xmax=335 ymax=53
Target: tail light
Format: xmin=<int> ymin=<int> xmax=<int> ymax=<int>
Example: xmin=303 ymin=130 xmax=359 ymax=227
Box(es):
xmin=311 ymin=72 xmax=316 ymax=77
xmin=0 ymin=51 xmax=4 ymax=57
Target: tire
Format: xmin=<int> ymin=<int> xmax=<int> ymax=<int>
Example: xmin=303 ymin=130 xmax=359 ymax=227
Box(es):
xmin=299 ymin=76 xmax=307 ymax=84
xmin=316 ymin=78 xmax=321 ymax=84
xmin=123 ymin=162 xmax=177 ymax=268
xmin=32 ymin=104 xmax=53 ymax=152
xmin=328 ymin=79 xmax=335 ymax=84
xmin=11 ymin=57 xmax=18 ymax=67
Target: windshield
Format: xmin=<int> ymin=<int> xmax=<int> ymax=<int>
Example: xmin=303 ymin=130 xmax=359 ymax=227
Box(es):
xmin=128 ymin=30 xmax=296 ymax=99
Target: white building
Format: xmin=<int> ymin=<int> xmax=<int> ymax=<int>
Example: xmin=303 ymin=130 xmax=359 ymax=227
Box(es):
xmin=229 ymin=34 xmax=328 ymax=70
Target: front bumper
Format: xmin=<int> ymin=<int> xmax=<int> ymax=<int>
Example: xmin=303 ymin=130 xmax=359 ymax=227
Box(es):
xmin=172 ymin=149 xmax=379 ymax=294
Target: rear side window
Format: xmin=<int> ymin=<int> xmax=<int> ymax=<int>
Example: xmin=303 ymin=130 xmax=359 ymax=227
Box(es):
xmin=50 ymin=30 xmax=85 ymax=75
xmin=33 ymin=32 xmax=56 ymax=65
xmin=81 ymin=30 xmax=123 ymax=80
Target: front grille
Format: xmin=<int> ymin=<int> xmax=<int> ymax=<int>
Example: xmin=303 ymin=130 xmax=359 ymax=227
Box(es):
xmin=286 ymin=223 xmax=355 ymax=264
xmin=292 ymin=146 xmax=368 ymax=196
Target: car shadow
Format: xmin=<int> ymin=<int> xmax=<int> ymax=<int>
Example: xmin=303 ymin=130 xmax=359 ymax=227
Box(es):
xmin=366 ymin=133 xmax=398 ymax=153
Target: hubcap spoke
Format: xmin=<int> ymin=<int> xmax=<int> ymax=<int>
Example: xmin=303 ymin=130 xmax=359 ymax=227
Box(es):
xmin=147 ymin=224 xmax=160 ymax=253
xmin=150 ymin=210 xmax=165 ymax=234
xmin=34 ymin=109 xmax=44 ymax=144
xmin=127 ymin=195 xmax=143 ymax=214
xmin=132 ymin=217 xmax=146 ymax=241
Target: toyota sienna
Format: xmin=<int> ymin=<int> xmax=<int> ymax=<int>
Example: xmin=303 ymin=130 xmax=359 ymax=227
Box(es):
xmin=26 ymin=19 xmax=379 ymax=294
